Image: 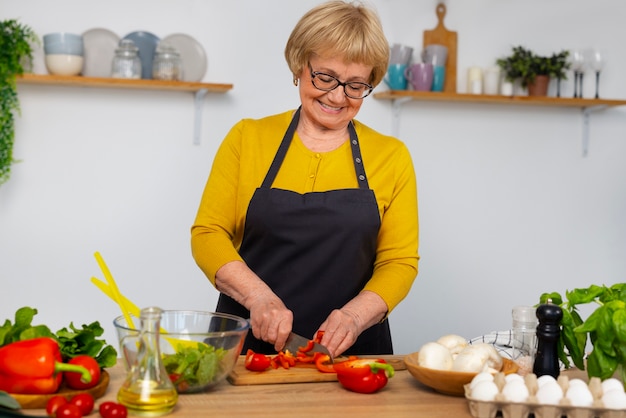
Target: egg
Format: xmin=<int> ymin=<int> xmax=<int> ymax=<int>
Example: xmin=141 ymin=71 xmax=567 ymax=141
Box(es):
xmin=603 ymin=389 xmax=626 ymax=409
xmin=469 ymin=372 xmax=494 ymax=390
xmin=601 ymin=378 xmax=625 ymax=395
xmin=536 ymin=380 xmax=563 ymax=405
xmin=471 ymin=380 xmax=499 ymax=401
xmin=566 ymin=383 xmax=593 ymax=407
xmin=504 ymin=373 xmax=524 ymax=384
xmin=536 ymin=374 xmax=558 ymax=388
xmin=502 ymin=380 xmax=529 ymax=403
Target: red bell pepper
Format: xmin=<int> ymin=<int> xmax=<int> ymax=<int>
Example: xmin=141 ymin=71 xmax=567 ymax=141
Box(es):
xmin=333 ymin=358 xmax=395 ymax=394
xmin=0 ymin=337 xmax=92 ymax=394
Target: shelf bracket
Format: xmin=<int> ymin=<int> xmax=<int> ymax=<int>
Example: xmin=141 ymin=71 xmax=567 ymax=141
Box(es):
xmin=193 ymin=88 xmax=208 ymax=145
xmin=581 ymin=105 xmax=607 ymax=157
xmin=391 ymin=98 xmax=411 ymax=138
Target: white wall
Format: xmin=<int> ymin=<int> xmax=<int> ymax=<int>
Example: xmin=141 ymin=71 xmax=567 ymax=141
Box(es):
xmin=1 ymin=0 xmax=625 ymax=355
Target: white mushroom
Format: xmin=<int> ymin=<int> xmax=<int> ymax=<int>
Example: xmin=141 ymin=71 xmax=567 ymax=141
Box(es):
xmin=436 ymin=334 xmax=468 ymax=356
xmin=417 ymin=342 xmax=453 ymax=370
xmin=452 ymin=343 xmax=502 ymax=373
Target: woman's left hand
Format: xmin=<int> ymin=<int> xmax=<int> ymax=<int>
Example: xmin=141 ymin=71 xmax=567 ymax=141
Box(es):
xmin=318 ymin=290 xmax=388 ymax=357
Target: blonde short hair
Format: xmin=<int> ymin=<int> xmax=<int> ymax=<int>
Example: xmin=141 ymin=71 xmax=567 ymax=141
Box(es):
xmin=285 ymin=1 xmax=390 ymax=87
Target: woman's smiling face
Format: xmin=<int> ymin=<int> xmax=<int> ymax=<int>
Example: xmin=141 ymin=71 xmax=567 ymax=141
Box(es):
xmin=298 ymin=55 xmax=373 ymax=133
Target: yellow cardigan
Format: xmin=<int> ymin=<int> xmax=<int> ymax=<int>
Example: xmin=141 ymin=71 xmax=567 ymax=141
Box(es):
xmin=191 ymin=110 xmax=419 ymax=313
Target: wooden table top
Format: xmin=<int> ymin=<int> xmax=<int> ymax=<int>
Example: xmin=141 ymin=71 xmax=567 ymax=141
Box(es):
xmin=23 ymin=357 xmax=475 ymax=417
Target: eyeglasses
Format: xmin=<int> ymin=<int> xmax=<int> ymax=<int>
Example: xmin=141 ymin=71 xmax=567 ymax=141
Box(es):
xmin=308 ymin=64 xmax=373 ymax=99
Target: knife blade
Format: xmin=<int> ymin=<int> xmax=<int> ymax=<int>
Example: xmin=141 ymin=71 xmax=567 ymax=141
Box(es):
xmin=283 ymin=332 xmax=333 ymax=363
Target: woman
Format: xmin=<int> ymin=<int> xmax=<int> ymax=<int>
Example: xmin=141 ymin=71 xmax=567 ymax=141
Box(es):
xmin=191 ymin=0 xmax=419 ymax=357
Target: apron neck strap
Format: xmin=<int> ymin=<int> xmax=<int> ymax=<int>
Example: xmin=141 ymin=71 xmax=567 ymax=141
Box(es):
xmin=261 ymin=107 xmax=369 ymax=189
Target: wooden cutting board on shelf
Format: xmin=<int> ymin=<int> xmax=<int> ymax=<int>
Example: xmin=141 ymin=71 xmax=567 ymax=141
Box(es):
xmin=227 ymin=355 xmax=406 ymax=385
xmin=423 ymin=3 xmax=457 ymax=93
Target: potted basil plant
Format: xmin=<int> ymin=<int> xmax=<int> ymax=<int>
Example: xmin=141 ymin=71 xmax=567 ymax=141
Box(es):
xmin=0 ymin=19 xmax=37 ymax=186
xmin=539 ymin=283 xmax=626 ymax=383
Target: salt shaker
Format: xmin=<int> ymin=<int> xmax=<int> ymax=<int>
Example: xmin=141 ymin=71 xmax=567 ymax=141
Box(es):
xmin=533 ymin=299 xmax=563 ymax=378
xmin=111 ymin=39 xmax=141 ymax=79
xmin=152 ymin=43 xmax=183 ymax=81
xmin=511 ymin=305 xmax=538 ymax=364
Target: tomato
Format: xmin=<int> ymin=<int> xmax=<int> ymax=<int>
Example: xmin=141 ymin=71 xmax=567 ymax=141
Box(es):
xmin=64 ymin=355 xmax=101 ymax=390
xmin=45 ymin=395 xmax=68 ymax=416
xmin=70 ymin=393 xmax=94 ymax=415
xmin=56 ymin=403 xmax=83 ymax=418
xmin=99 ymin=403 xmax=127 ymax=418
xmin=98 ymin=401 xmax=117 ymax=417
xmin=244 ymin=349 xmax=271 ymax=371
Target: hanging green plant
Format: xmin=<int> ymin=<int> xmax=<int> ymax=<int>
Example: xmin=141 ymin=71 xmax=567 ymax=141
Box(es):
xmin=0 ymin=19 xmax=37 ymax=186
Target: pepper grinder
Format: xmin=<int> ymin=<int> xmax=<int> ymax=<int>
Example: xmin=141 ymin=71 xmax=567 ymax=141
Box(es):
xmin=533 ymin=299 xmax=563 ymax=378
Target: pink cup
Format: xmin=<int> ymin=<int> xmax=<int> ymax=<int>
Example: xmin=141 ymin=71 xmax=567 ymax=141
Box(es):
xmin=404 ymin=63 xmax=434 ymax=91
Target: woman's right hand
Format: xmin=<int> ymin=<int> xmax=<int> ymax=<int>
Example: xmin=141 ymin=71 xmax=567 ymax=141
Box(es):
xmin=248 ymin=295 xmax=293 ymax=352
xmin=215 ymin=260 xmax=293 ymax=352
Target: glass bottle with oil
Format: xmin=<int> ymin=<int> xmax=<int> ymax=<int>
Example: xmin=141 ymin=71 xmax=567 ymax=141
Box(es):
xmin=118 ymin=306 xmax=178 ymax=416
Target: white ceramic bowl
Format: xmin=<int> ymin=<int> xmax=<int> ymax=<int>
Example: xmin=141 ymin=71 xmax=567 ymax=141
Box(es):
xmin=45 ymin=54 xmax=84 ymax=76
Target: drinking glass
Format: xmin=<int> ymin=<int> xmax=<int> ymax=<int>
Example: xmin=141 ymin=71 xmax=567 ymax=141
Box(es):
xmin=570 ymin=50 xmax=585 ymax=98
xmin=588 ymin=49 xmax=606 ymax=99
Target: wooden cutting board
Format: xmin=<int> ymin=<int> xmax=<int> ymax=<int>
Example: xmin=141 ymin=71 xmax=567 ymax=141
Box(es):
xmin=227 ymin=355 xmax=406 ymax=385
xmin=423 ymin=3 xmax=458 ymax=93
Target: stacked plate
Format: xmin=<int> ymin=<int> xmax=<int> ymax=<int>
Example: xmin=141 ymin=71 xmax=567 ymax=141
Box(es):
xmin=80 ymin=28 xmax=207 ymax=81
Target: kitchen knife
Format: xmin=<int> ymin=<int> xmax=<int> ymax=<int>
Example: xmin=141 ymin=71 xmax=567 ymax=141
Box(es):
xmin=283 ymin=332 xmax=333 ymax=363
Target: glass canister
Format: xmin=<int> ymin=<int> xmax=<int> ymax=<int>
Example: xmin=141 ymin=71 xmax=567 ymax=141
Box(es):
xmin=511 ymin=305 xmax=538 ymax=373
xmin=111 ymin=39 xmax=141 ymax=79
xmin=117 ymin=306 xmax=178 ymax=416
xmin=152 ymin=43 xmax=183 ymax=81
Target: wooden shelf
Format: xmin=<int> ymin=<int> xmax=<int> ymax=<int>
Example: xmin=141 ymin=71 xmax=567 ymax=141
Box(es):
xmin=374 ymin=90 xmax=626 ymax=156
xmin=373 ymin=90 xmax=626 ymax=109
xmin=17 ymin=73 xmax=233 ymax=93
xmin=17 ymin=74 xmax=233 ymax=145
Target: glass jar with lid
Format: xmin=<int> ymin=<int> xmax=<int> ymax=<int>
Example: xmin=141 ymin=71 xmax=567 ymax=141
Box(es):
xmin=111 ymin=39 xmax=141 ymax=79
xmin=152 ymin=43 xmax=183 ymax=81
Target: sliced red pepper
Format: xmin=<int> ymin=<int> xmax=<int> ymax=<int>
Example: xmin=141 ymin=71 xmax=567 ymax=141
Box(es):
xmin=333 ymin=359 xmax=395 ymax=394
xmin=270 ymin=351 xmax=297 ymax=370
xmin=314 ymin=330 xmax=325 ymax=343
xmin=314 ymin=354 xmax=336 ymax=373
xmin=298 ymin=339 xmax=315 ymax=354
xmin=296 ymin=351 xmax=316 ymax=363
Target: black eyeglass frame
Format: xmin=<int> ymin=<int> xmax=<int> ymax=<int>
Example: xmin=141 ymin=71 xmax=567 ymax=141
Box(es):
xmin=308 ymin=64 xmax=374 ymax=99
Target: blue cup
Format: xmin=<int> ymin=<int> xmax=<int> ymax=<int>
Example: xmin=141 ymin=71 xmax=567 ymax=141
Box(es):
xmin=432 ymin=65 xmax=446 ymax=92
xmin=384 ymin=64 xmax=408 ymax=90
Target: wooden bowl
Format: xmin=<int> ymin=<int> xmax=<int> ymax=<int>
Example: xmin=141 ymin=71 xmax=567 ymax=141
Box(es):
xmin=10 ymin=370 xmax=109 ymax=409
xmin=404 ymin=352 xmax=518 ymax=397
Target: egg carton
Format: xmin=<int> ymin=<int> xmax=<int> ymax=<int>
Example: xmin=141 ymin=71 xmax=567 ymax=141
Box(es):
xmin=464 ymin=373 xmax=625 ymax=418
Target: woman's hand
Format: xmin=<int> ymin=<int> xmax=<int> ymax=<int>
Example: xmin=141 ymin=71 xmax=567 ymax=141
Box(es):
xmin=248 ymin=295 xmax=293 ymax=352
xmin=318 ymin=290 xmax=388 ymax=357
xmin=215 ymin=260 xmax=293 ymax=351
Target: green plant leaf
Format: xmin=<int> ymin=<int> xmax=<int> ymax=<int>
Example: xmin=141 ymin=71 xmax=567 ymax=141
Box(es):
xmin=0 ymin=392 xmax=20 ymax=410
xmin=0 ymin=19 xmax=37 ymax=186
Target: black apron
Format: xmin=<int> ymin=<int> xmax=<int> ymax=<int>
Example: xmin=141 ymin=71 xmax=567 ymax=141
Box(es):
xmin=216 ymin=108 xmax=392 ymax=355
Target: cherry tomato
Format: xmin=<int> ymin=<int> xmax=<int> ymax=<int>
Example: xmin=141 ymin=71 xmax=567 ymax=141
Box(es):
xmin=45 ymin=395 xmax=68 ymax=416
xmin=56 ymin=403 xmax=82 ymax=418
xmin=98 ymin=401 xmax=117 ymax=417
xmin=70 ymin=393 xmax=95 ymax=415
xmin=244 ymin=349 xmax=271 ymax=371
xmin=64 ymin=355 xmax=101 ymax=390
xmin=99 ymin=403 xmax=127 ymax=418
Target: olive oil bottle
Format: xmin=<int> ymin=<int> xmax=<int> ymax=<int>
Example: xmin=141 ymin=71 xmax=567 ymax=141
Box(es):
xmin=118 ymin=307 xmax=178 ymax=416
